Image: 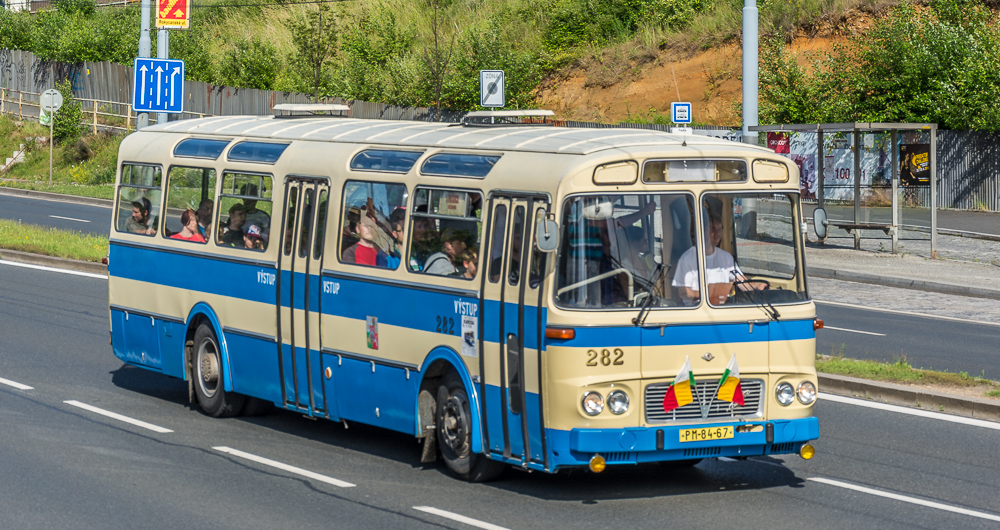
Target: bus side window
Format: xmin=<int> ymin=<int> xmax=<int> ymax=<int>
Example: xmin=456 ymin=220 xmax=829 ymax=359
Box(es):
xmin=115 ymin=164 xmax=162 ymax=236
xmin=216 ymin=173 xmax=273 ymax=252
xmin=409 ymin=188 xmax=483 ymax=278
xmin=488 ymin=205 xmax=507 ymax=283
xmin=339 ymin=180 xmax=407 ymax=269
xmin=162 ymin=166 xmax=217 ymax=244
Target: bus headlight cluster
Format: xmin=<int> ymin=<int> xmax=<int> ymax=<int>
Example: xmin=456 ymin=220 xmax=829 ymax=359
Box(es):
xmin=775 ymin=381 xmax=817 ymax=405
xmin=582 ymin=392 xmax=604 ymax=416
xmin=797 ymin=381 xmax=817 ymax=404
xmin=607 ymin=391 xmax=629 ymax=414
xmin=581 ymin=390 xmax=631 ymax=416
xmin=775 ymin=382 xmax=795 ymax=406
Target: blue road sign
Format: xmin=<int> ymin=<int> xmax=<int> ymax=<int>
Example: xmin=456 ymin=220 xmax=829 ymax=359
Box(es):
xmin=671 ymin=102 xmax=692 ymax=124
xmin=133 ymin=58 xmax=185 ymax=114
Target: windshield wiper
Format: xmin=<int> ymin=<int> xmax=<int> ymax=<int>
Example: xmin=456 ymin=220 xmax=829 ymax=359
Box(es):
xmin=733 ymin=273 xmax=780 ymax=320
xmin=633 ymin=263 xmax=668 ymax=326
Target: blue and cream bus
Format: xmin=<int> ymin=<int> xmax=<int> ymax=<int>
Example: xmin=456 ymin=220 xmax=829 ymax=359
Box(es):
xmin=109 ymin=107 xmax=819 ymax=481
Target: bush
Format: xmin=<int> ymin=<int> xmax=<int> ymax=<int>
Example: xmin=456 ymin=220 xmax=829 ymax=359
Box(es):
xmin=53 ymin=80 xmax=84 ymax=145
xmin=219 ymin=37 xmax=280 ymax=90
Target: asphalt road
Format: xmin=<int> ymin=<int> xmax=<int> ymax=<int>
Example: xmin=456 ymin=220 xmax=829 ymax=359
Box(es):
xmin=2 ymin=261 xmax=1000 ymax=529
xmin=815 ymin=301 xmax=1000 ymax=378
xmin=0 ymin=193 xmax=111 ymax=236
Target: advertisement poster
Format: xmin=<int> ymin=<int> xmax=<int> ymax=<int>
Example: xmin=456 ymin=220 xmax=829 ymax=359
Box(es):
xmin=366 ymin=316 xmax=378 ymax=350
xmin=769 ymin=132 xmax=890 ymax=201
xmin=461 ymin=316 xmax=478 ymax=358
xmin=900 ymin=144 xmax=930 ymax=185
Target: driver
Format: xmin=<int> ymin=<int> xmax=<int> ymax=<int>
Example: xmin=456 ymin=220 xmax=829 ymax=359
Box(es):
xmin=672 ymin=213 xmax=758 ymax=306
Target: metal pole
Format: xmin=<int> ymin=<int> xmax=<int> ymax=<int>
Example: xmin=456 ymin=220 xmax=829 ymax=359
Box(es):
xmin=930 ymin=126 xmax=938 ymax=259
xmin=817 ymin=129 xmax=825 ymax=208
xmin=891 ymin=129 xmax=899 ymax=254
xmin=853 ymin=129 xmax=861 ymax=250
xmin=156 ymin=29 xmax=169 ymax=125
xmin=741 ymin=0 xmax=759 ymax=146
xmin=49 ymin=109 xmax=54 ymax=185
xmin=138 ymin=0 xmax=152 ymax=129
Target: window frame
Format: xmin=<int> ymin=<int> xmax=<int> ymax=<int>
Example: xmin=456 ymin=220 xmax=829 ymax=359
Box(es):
xmin=407 ymin=185 xmax=484 ymax=280
xmin=115 ymin=162 xmax=163 ymax=237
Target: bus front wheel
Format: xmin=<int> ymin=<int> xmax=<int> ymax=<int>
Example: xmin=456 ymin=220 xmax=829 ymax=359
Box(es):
xmin=436 ymin=372 xmax=504 ymax=482
xmin=192 ymin=323 xmax=245 ymax=417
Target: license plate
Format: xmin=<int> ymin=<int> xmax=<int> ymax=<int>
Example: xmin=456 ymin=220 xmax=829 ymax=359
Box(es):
xmin=679 ymin=426 xmax=734 ymax=442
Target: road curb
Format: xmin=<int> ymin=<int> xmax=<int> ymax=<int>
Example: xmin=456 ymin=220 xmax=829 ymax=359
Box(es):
xmin=0 ymin=186 xmax=114 ymax=208
xmin=819 ymin=373 xmax=1000 ymax=423
xmin=808 ymin=265 xmax=1000 ymax=301
xmin=0 ymin=248 xmax=107 ymax=275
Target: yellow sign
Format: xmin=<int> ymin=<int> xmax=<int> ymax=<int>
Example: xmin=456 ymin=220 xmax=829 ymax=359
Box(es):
xmin=156 ymin=0 xmax=191 ymax=29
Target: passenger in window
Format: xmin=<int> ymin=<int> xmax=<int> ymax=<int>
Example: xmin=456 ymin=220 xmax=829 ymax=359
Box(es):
xmin=244 ymin=224 xmax=268 ymax=250
xmin=424 ymin=228 xmax=467 ymax=276
xmin=170 ymin=208 xmax=207 ymax=243
xmin=409 ymin=214 xmax=438 ymax=271
xmin=386 ymin=207 xmax=407 ymax=269
xmin=221 ymin=203 xmax=247 ymax=246
xmin=458 ymin=247 xmax=478 ymax=280
xmin=126 ymin=198 xmax=155 ymax=235
xmin=343 ymin=212 xmax=388 ymax=267
xmin=196 ymin=199 xmax=214 ymax=238
xmin=241 ymin=183 xmax=271 ymax=235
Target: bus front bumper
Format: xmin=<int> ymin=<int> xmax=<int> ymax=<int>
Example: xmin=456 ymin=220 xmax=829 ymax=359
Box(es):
xmin=547 ymin=417 xmax=818 ymax=469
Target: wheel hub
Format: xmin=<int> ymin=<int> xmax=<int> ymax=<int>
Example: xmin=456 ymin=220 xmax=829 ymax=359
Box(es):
xmin=441 ymin=396 xmax=468 ymax=454
xmin=197 ymin=341 xmax=220 ymax=397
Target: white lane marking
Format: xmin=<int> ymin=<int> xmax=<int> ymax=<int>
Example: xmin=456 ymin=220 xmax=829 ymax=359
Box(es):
xmin=49 ymin=215 xmax=91 ymax=223
xmin=820 ymin=393 xmax=1000 ymax=431
xmin=823 ymin=325 xmax=886 ymax=337
xmin=64 ymin=400 xmax=173 ymax=433
xmin=816 ymin=300 xmax=1000 ymax=328
xmin=0 ymin=259 xmax=107 ymax=280
xmin=809 ymin=477 xmax=1000 ymax=523
xmin=0 ymin=377 xmax=34 ymax=390
xmin=213 ymin=446 xmax=355 ymax=488
xmin=414 ymin=506 xmax=511 ymax=530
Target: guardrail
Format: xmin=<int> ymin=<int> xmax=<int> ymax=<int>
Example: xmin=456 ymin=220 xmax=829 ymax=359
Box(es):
xmin=0 ymin=88 xmax=212 ymax=134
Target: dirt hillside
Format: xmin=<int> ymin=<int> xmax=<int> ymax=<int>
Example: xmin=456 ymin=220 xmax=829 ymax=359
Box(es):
xmin=535 ymin=10 xmax=877 ymax=126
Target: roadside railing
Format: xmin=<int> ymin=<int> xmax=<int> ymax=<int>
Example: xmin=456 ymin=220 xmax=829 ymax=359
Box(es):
xmin=0 ymin=88 xmax=213 ymax=134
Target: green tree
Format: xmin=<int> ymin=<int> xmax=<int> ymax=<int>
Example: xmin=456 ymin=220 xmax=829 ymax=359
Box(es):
xmin=219 ymin=37 xmax=280 ymax=90
xmin=420 ymin=0 xmax=458 ymax=121
xmin=286 ymin=4 xmax=339 ymax=99
xmin=445 ymin=23 xmax=542 ymax=111
xmin=52 ymin=79 xmax=84 ymax=145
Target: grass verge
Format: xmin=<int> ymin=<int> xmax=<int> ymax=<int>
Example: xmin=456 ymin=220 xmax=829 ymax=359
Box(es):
xmin=817 ymin=354 xmax=1000 ymax=399
xmin=0 ymin=180 xmax=114 ymax=200
xmin=0 ymin=219 xmax=108 ymax=263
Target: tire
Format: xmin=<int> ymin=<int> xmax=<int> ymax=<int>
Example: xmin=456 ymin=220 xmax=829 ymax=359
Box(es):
xmin=192 ymin=323 xmax=245 ymax=417
xmin=435 ymin=372 xmax=504 ymax=482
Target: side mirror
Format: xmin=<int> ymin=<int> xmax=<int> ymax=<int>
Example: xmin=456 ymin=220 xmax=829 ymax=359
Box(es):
xmin=813 ymin=207 xmax=828 ymax=240
xmin=536 ymin=219 xmax=559 ymax=253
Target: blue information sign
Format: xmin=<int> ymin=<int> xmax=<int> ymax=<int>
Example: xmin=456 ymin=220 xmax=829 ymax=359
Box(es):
xmin=133 ymin=58 xmax=185 ymax=114
xmin=671 ymin=102 xmax=692 ymax=124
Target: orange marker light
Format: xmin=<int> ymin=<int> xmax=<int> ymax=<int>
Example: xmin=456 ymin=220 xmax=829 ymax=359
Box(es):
xmin=813 ymin=318 xmax=824 ymax=330
xmin=545 ymin=327 xmax=575 ymax=340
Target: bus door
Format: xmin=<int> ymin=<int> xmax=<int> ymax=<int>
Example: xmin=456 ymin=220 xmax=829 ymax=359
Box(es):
xmin=277 ymin=177 xmax=330 ymax=417
xmin=481 ymin=195 xmax=549 ymax=469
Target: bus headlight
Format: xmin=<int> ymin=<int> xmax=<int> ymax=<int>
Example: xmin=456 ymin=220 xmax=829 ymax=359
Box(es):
xmin=776 ymin=382 xmax=795 ymax=406
xmin=607 ymin=390 xmax=629 ymax=415
xmin=797 ymin=381 xmax=817 ymax=404
xmin=582 ymin=392 xmax=604 ymax=416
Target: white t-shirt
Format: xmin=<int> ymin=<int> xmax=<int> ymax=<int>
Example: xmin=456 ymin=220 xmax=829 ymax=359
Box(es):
xmin=671 ymin=246 xmax=742 ymax=293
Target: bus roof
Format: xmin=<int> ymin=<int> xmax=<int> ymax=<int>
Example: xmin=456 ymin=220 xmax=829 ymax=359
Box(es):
xmin=150 ymin=116 xmax=770 ymax=156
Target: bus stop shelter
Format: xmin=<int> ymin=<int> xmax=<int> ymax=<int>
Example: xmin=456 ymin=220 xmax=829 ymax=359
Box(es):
xmin=750 ymin=122 xmax=938 ymax=257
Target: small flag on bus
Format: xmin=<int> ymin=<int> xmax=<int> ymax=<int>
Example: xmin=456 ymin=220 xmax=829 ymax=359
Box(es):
xmin=662 ymin=357 xmax=695 ymax=413
xmin=716 ymin=355 xmax=745 ymax=406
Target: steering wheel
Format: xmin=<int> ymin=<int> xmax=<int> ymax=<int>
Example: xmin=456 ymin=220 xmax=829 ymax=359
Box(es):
xmin=745 ymin=278 xmax=771 ymax=290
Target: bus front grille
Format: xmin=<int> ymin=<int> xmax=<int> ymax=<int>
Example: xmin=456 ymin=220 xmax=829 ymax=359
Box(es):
xmin=644 ymin=379 xmax=764 ymax=423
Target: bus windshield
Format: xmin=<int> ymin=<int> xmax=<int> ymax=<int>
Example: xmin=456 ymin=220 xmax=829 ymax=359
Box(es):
xmin=556 ymin=192 xmax=807 ymax=309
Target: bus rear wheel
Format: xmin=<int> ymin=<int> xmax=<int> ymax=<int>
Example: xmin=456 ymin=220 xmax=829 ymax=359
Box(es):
xmin=436 ymin=372 xmax=504 ymax=482
xmin=192 ymin=323 xmax=244 ymax=417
